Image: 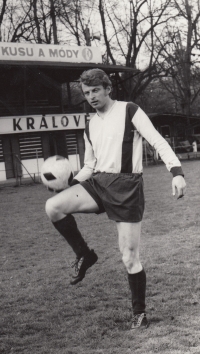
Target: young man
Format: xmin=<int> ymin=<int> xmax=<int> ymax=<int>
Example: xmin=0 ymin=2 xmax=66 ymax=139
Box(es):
xmin=45 ymin=69 xmax=186 ymax=330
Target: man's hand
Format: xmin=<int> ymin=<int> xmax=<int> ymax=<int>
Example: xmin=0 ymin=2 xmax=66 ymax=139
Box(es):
xmin=172 ymin=175 xmax=186 ymax=199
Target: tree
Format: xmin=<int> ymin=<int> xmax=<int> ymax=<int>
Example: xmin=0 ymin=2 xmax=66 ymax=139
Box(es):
xmin=0 ymin=1 xmax=33 ymax=42
xmin=49 ymin=0 xmax=58 ymax=44
xmin=33 ymin=0 xmax=42 ymax=43
xmin=136 ymin=79 xmax=176 ymax=114
xmin=1 ymin=0 xmax=200 ymax=114
xmin=155 ymin=0 xmax=200 ymax=118
xmin=0 ymin=0 xmax=7 ymax=41
xmin=56 ymin=0 xmax=98 ymax=46
xmin=98 ymin=0 xmax=177 ymax=101
xmin=0 ymin=0 xmax=72 ymax=44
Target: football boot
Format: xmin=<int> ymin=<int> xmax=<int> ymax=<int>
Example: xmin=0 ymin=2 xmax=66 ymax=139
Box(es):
xmin=70 ymin=249 xmax=98 ymax=285
xmin=130 ymin=313 xmax=149 ymax=330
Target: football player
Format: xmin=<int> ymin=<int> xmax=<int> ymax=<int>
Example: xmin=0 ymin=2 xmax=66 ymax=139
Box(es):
xmin=45 ymin=69 xmax=186 ymax=329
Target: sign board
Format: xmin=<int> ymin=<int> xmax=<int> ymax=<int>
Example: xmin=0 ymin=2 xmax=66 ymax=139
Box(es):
xmin=0 ymin=42 xmax=102 ymax=64
xmin=0 ymin=113 xmax=94 ymax=134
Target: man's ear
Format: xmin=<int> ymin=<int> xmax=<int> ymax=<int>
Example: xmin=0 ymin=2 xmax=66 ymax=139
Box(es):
xmin=106 ymin=86 xmax=112 ymax=95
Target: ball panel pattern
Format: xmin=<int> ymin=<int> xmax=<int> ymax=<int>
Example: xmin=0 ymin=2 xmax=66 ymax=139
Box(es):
xmin=41 ymin=155 xmax=74 ymax=191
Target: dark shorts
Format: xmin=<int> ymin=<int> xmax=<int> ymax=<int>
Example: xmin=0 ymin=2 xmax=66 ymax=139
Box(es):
xmin=80 ymin=172 xmax=145 ymax=223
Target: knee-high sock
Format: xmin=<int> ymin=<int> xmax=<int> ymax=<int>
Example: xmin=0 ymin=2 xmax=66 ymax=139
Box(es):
xmin=128 ymin=269 xmax=146 ymax=314
xmin=53 ymin=215 xmax=90 ymax=258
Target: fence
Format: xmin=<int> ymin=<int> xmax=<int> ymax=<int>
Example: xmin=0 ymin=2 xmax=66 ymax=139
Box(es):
xmin=0 ymin=139 xmax=199 ymax=187
xmin=0 ymin=151 xmax=42 ymax=187
xmin=0 ymin=147 xmax=81 ymax=187
xmin=143 ymin=138 xmax=200 ymax=166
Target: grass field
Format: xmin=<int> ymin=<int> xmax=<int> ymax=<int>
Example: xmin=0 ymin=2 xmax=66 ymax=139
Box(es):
xmin=0 ymin=160 xmax=200 ymax=354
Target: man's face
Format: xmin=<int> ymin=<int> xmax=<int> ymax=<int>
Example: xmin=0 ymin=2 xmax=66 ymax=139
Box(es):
xmin=81 ymin=83 xmax=111 ymax=110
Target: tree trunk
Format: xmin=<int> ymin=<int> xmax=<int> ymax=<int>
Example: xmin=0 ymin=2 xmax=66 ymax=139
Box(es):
xmin=49 ymin=0 xmax=58 ymax=44
xmin=183 ymin=0 xmax=192 ymax=125
xmin=0 ymin=0 xmax=7 ymax=41
xmin=33 ymin=0 xmax=42 ymax=43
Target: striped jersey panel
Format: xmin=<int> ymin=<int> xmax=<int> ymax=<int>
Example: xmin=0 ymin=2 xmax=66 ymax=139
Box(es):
xmin=75 ymin=101 xmax=181 ymax=181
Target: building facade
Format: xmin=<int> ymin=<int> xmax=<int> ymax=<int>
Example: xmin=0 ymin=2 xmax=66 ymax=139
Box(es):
xmin=0 ymin=42 xmax=135 ymax=181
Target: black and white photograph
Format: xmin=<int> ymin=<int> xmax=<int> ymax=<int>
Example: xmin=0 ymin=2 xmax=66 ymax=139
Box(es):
xmin=0 ymin=1 xmax=199 ymax=353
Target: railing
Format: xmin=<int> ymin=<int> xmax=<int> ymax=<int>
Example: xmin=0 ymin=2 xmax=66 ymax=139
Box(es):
xmin=143 ymin=138 xmax=200 ymax=165
xmin=0 ymin=139 xmax=199 ymax=186
xmin=0 ymin=151 xmax=41 ymax=186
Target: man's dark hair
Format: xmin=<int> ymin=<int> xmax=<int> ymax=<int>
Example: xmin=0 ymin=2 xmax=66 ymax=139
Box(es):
xmin=80 ymin=68 xmax=112 ymax=89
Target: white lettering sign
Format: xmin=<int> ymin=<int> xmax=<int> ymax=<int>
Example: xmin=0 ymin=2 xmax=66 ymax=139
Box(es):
xmin=0 ymin=113 xmax=94 ymax=134
xmin=0 ymin=43 xmax=102 ymax=64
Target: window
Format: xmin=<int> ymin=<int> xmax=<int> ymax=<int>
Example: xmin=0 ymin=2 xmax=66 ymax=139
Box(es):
xmin=66 ymin=131 xmax=78 ymax=155
xmin=19 ymin=134 xmax=43 ymax=160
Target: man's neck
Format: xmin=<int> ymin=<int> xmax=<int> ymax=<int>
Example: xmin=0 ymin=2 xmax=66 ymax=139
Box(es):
xmin=96 ymin=99 xmax=115 ymax=117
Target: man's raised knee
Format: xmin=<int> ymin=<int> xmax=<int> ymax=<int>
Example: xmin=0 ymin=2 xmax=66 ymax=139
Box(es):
xmin=45 ymin=197 xmax=57 ymax=220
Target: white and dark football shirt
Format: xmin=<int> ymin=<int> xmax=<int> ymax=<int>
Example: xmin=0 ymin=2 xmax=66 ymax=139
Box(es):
xmin=75 ymin=101 xmax=183 ymax=182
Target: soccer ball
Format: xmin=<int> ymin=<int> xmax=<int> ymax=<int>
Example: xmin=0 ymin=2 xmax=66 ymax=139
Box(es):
xmin=41 ymin=155 xmax=74 ymax=192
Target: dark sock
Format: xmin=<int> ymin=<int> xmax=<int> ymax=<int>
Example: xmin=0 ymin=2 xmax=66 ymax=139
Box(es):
xmin=128 ymin=268 xmax=146 ymax=314
xmin=53 ymin=215 xmax=90 ymax=258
